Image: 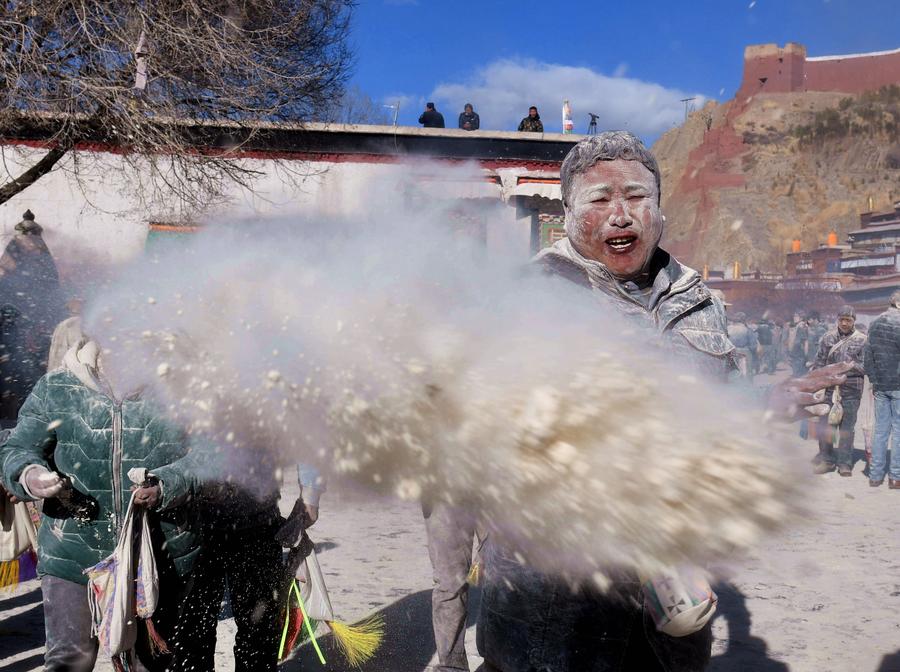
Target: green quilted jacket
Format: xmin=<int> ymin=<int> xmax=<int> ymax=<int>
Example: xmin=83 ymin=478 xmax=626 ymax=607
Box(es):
xmin=1 ymin=361 xmax=204 ymax=584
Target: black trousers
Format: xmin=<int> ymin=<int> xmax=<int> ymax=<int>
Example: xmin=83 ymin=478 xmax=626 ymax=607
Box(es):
xmin=817 ymin=395 xmax=861 ymax=468
xmin=170 ymin=524 xmax=284 ymax=672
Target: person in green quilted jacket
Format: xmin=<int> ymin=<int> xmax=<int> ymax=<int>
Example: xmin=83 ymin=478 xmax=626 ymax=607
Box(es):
xmin=0 ymin=336 xmax=208 ymax=672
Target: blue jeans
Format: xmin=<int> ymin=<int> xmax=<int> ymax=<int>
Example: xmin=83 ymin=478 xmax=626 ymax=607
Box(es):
xmin=871 ymin=390 xmax=900 ymax=481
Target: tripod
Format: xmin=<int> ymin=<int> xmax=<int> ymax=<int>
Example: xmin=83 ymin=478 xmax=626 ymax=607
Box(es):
xmin=587 ymin=113 xmax=599 ymax=135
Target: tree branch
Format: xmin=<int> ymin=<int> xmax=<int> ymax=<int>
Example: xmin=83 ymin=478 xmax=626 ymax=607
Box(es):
xmin=0 ymin=145 xmax=70 ymax=205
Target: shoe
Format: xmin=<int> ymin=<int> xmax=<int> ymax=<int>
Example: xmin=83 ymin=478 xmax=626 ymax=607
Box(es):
xmin=838 ymin=465 xmax=852 ymax=477
xmin=890 ymin=478 xmax=900 ymax=490
xmin=870 ymin=478 xmax=885 ymax=487
xmin=813 ymin=462 xmax=836 ymax=475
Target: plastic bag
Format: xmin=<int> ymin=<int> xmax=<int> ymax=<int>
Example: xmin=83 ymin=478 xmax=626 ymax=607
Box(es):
xmin=279 ymin=533 xmax=383 ymax=666
xmin=828 ymin=387 xmax=844 ymax=426
xmin=641 ymin=566 xmax=718 ymax=637
xmin=0 ymin=497 xmax=38 ymax=563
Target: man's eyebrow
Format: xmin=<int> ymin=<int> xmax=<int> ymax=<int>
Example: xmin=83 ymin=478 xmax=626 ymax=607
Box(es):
xmin=624 ymin=182 xmax=651 ymax=192
xmin=579 ymin=183 xmax=611 ymax=196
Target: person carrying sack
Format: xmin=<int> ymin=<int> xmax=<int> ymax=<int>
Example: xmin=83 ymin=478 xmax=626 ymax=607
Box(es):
xmin=810 ymin=306 xmax=867 ymax=476
xmin=0 ymin=337 xmax=208 ymax=672
xmin=170 ymin=461 xmax=325 ymax=672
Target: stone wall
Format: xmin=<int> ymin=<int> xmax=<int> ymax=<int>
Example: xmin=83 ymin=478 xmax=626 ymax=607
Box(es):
xmin=738 ymin=43 xmax=900 ymax=97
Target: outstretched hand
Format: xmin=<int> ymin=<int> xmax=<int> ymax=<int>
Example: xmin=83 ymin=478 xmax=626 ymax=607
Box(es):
xmin=23 ymin=466 xmax=64 ymax=499
xmin=767 ymin=361 xmax=853 ymax=421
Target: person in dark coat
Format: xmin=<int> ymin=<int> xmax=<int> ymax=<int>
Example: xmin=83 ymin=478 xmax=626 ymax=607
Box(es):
xmin=458 ymin=103 xmax=480 ymax=131
xmin=517 ymin=106 xmax=543 ymax=133
xmin=419 ymin=102 xmax=445 ymax=128
xmin=810 ymin=305 xmax=867 ymax=476
xmin=0 ymin=210 xmax=65 ymax=427
xmin=170 ymin=459 xmax=325 ymax=672
xmin=756 ymin=318 xmax=777 ymax=374
xmin=864 ymin=290 xmax=900 ymax=487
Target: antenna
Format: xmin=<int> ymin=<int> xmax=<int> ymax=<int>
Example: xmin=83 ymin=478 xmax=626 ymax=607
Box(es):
xmin=680 ymin=97 xmax=696 ymax=122
xmin=383 ymin=101 xmax=400 ymax=126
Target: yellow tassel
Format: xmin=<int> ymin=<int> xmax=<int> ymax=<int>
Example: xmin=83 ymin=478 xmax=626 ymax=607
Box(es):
xmin=0 ymin=559 xmax=19 ymax=591
xmin=466 ymin=560 xmax=480 ymax=586
xmin=326 ymin=615 xmax=385 ymax=667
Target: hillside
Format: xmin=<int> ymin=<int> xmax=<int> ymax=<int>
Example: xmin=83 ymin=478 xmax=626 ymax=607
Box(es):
xmin=655 ymin=85 xmax=900 ymax=273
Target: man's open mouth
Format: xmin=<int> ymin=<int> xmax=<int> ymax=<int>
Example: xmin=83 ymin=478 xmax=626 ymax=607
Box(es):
xmin=605 ymin=235 xmax=638 ymax=253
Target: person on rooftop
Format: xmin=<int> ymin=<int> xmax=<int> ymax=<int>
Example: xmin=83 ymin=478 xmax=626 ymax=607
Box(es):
xmin=517 ymin=106 xmax=543 ymax=133
xmin=458 ymin=103 xmax=480 ymax=131
xmin=419 ymin=102 xmax=445 ymax=129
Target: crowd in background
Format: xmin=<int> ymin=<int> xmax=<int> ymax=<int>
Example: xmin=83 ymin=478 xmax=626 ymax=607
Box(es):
xmin=726 ymin=299 xmax=900 ymax=487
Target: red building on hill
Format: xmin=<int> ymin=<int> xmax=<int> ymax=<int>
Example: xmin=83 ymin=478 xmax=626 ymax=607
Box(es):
xmin=738 ymin=43 xmax=900 ymax=98
xmin=712 ymin=202 xmax=900 ymax=319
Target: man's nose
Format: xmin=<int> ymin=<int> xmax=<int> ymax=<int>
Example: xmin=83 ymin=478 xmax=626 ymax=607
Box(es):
xmin=610 ymin=199 xmax=632 ymax=227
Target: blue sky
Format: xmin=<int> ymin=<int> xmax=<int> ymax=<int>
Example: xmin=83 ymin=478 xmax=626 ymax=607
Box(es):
xmin=348 ymin=0 xmax=899 ymax=142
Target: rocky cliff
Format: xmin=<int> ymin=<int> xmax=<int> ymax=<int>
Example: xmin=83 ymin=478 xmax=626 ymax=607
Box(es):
xmin=655 ymin=85 xmax=900 ymax=273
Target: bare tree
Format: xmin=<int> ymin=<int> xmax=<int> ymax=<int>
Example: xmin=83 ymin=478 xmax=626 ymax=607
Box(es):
xmin=0 ymin=1 xmax=354 ymax=207
xmin=322 ymin=85 xmax=390 ymax=125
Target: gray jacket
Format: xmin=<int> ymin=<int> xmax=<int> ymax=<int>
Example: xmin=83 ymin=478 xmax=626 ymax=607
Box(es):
xmin=478 ymin=240 xmax=734 ymax=672
xmin=865 ymin=307 xmax=900 ymax=392
xmin=533 ymin=238 xmax=738 ymax=379
xmin=813 ymin=328 xmax=866 ymax=398
xmin=728 ymin=322 xmax=758 ymax=351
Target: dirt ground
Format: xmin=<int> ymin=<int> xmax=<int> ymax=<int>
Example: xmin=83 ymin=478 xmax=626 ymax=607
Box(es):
xmin=2 ymin=370 xmax=900 ymax=671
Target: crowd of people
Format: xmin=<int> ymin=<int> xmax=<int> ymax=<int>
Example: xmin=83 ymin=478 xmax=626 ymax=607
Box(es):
xmin=726 ymin=302 xmax=900 ymax=486
xmin=418 ymin=102 xmax=544 ymax=133
xmin=0 ymin=131 xmax=872 ymax=672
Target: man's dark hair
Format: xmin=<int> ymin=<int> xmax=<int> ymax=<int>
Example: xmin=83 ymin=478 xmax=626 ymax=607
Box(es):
xmin=426 ymin=102 xmax=435 ymax=110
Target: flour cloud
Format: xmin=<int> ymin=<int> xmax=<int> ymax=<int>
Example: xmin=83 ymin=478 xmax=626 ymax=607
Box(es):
xmin=430 ymin=59 xmax=705 ymax=140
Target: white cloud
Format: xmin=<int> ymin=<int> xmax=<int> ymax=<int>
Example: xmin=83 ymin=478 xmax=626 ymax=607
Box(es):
xmin=613 ymin=62 xmax=629 ymax=78
xmin=430 ymin=59 xmax=704 ymax=139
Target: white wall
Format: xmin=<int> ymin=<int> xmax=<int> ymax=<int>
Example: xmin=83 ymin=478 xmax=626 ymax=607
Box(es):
xmin=0 ymin=144 xmax=524 ymax=277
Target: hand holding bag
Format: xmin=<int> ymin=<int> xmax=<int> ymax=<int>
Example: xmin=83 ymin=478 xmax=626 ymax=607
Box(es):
xmin=84 ymin=470 xmax=165 ymax=668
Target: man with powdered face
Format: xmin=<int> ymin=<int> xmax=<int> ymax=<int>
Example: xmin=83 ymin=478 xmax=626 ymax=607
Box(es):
xmin=475 ymin=131 xmax=852 ymax=671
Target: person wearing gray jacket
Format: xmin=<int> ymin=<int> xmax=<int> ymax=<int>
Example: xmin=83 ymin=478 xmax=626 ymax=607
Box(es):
xmin=728 ymin=312 xmax=759 ymax=381
xmin=478 ymin=132 xmax=736 ymax=672
xmin=864 ymin=291 xmax=900 ymax=487
xmin=475 ymin=131 xmax=852 ymax=672
xmin=810 ymin=306 xmax=867 ymax=476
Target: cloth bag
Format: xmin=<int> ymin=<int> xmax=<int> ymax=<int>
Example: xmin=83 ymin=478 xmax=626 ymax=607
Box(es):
xmin=84 ymin=470 xmax=161 ymax=663
xmin=0 ymin=496 xmax=38 ymax=563
xmin=828 ymin=386 xmax=844 ymax=426
xmin=641 ymin=566 xmax=718 ymax=637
